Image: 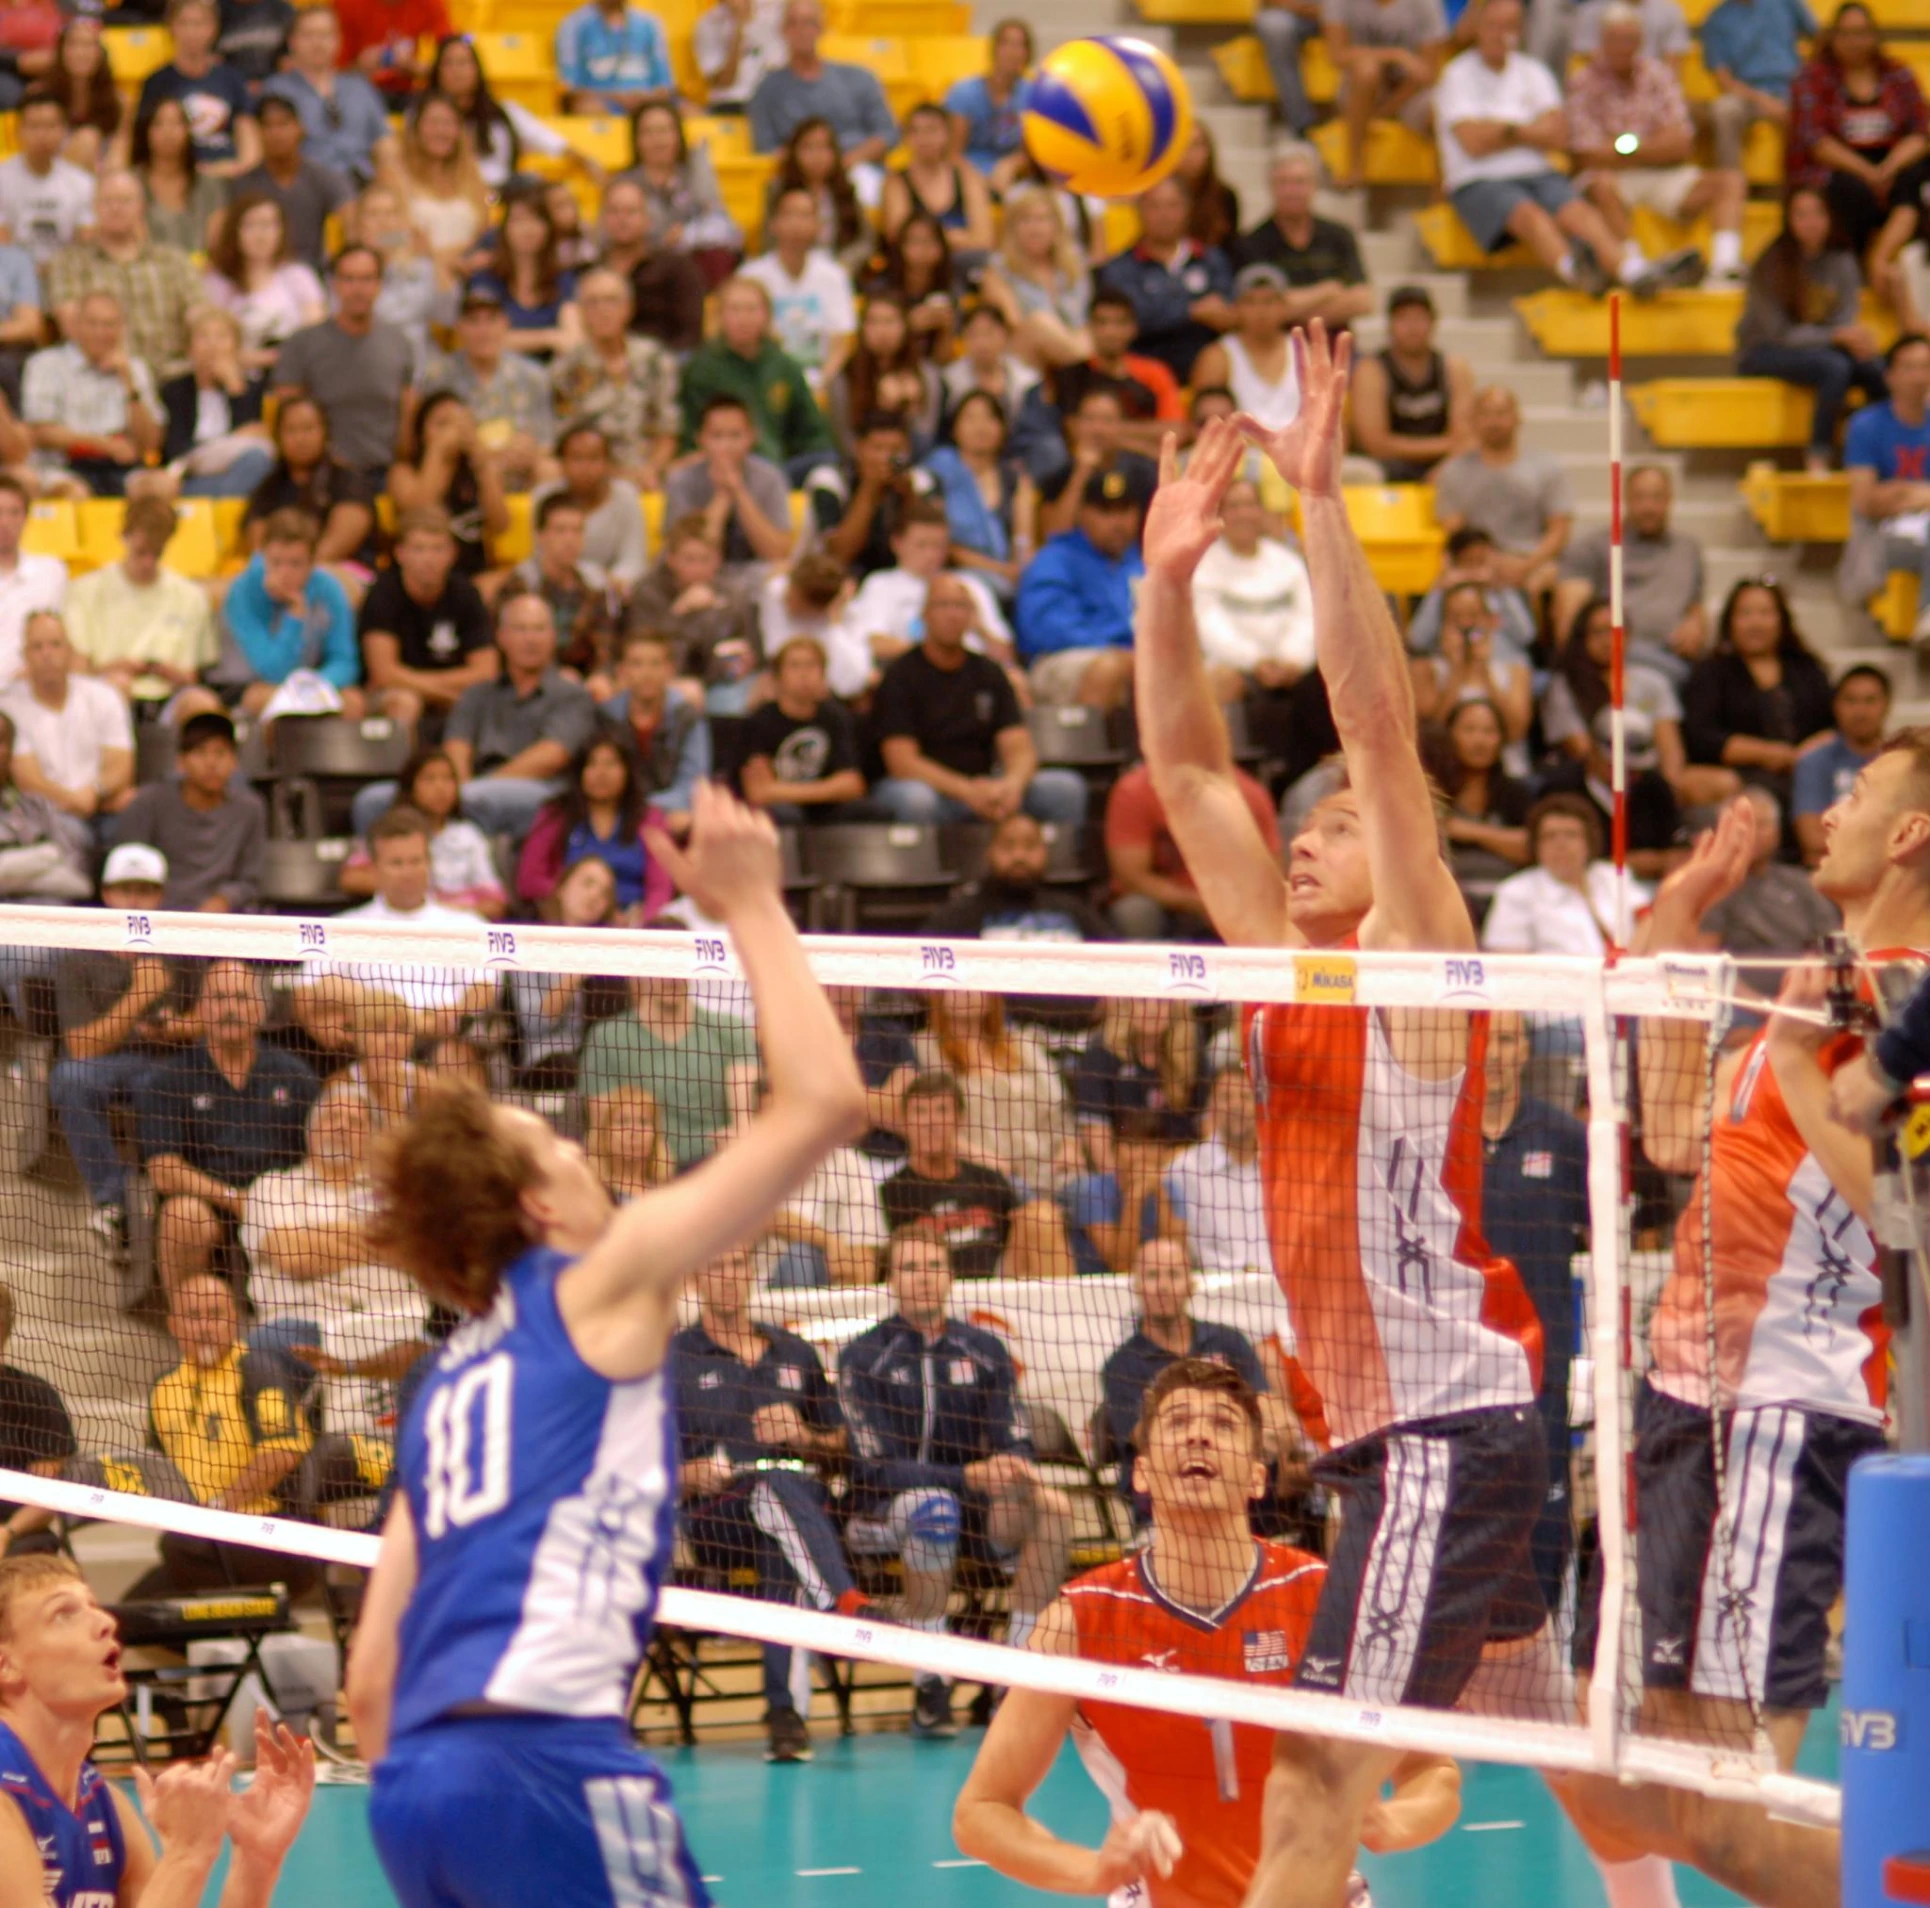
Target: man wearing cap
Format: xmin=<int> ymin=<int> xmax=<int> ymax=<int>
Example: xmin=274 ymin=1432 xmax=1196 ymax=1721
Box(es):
xmin=418 ymin=287 xmax=554 ymax=491
xmin=1229 ymin=146 xmax=1372 ymax=330
xmin=1096 ymin=177 xmax=1234 ymax=385
xmin=111 ymin=711 xmax=267 ymax=913
xmin=1190 ymin=264 xmax=1302 ymax=434
xmin=1348 ymin=284 xmax=1477 ymax=482
xmin=1015 ymin=470 xmax=1146 ymax=713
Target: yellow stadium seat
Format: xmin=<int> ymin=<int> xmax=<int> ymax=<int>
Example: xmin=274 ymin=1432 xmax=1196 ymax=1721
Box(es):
xmin=209 ymin=497 xmax=248 ymax=566
xmin=1101 ymin=201 xmax=1140 ymax=257
xmin=1134 ymin=0 xmax=1255 ymax=20
xmin=1741 ymin=461 xmax=1850 ymax=542
xmin=471 ymin=31 xmax=558 ymax=112
xmin=1312 ymin=118 xmax=1438 ymax=185
xmin=908 ymin=35 xmax=989 ymax=98
xmin=826 ymin=0 xmax=970 ymax=33
xmin=1212 ymin=36 xmax=1275 ymax=103
xmin=1302 ymin=37 xmax=1339 ymax=103
xmin=21 ymin=500 xmax=79 ymax=564
xmin=1630 ymin=198 xmax=1782 ymax=263
xmin=1743 ymin=118 xmax=1784 ymax=187
xmin=1516 ymin=287 xmax=1897 ymax=358
xmin=820 ymin=37 xmax=921 ymax=118
xmin=0 ymin=116 xmax=16 ymax=161
xmin=163 ymin=502 xmax=222 ymax=578
xmin=1414 ymin=201 xmax=1529 ymax=267
xmin=103 ymin=26 xmax=173 ymax=89
xmin=714 ymin=154 xmax=775 ymax=248
xmin=1676 ymin=45 xmax=1717 ymax=102
xmin=447 ymin=0 xmax=493 ymax=30
xmin=1873 ymin=570 xmax=1918 ymax=640
xmin=641 ymin=489 xmax=664 ymax=550
xmin=539 ymin=115 xmax=636 ymax=172
xmin=1627 ymin=378 xmax=1820 ymax=447
xmin=498 ymin=490 xmax=534 ymax=566
xmin=1257 ymin=481 xmax=1443 ymax=595
xmin=688 ymin=114 xmax=751 ymax=161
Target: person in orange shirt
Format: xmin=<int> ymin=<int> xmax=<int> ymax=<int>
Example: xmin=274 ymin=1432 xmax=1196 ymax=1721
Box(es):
xmin=953 ymin=1357 xmax=1459 ymax=1906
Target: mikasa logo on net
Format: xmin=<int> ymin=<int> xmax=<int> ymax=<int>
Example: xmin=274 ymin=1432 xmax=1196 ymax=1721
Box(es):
xmin=1292 ymin=954 xmax=1356 ymax=1004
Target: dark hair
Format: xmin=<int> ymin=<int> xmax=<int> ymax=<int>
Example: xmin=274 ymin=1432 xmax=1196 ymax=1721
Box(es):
xmin=857 ymin=408 xmax=911 ymax=442
xmin=47 ymin=25 xmax=121 ymax=141
xmin=17 ymin=85 xmax=66 ymax=123
xmin=535 ymin=489 xmax=586 ymax=531
xmin=844 ymin=294 xmax=923 ymax=427
xmin=773 ymin=115 xmax=863 ymax=254
xmin=428 ymin=34 xmax=516 ymax=171
xmin=1442 ymin=694 xmax=1511 ymax=792
xmin=904 ymin=1068 xmax=966 ymax=1109
xmin=260 ymin=506 xmax=320 ymax=551
xmin=1559 ymin=594 xmax=1616 ymax=728
xmin=897 ymin=496 xmax=950 ymax=534
xmin=552 ymin=723 xmax=645 ymax=842
xmin=1759 ymin=186 xmax=1841 ymax=324
xmin=1715 ymin=575 xmax=1813 ymax=660
xmin=129 ymin=93 xmax=197 ymax=185
xmin=629 ymin=97 xmax=688 ymax=172
xmin=402 ymin=390 xmax=480 ymax=494
xmin=871 ymin=211 xmax=952 ymax=311
xmin=883 ymin=1225 xmax=955 ymax=1277
xmin=397 ymin=746 xmax=460 ymax=809
xmin=1177 ymin=122 xmax=1234 ymax=250
xmin=960 ymin=299 xmax=1008 ymax=332
xmin=1527 ymin=791 xmax=1604 ymax=862
xmin=618 ymin=624 xmax=674 ymax=659
xmin=209 ymin=190 xmax=289 ymax=285
xmin=331 ymin=243 xmax=383 ymax=277
xmin=1189 ymin=382 xmax=1234 ymax=417
xmin=948 ymin=387 xmax=1008 ymax=444
xmin=557 ymin=421 xmax=609 ymax=459
xmin=1133 ymin=1355 xmax=1264 ymax=1460
xmin=1823 ymin=0 xmax=1890 ymax=67
xmin=272 ymin=393 xmax=328 ymax=464
xmin=178 ymin=710 xmax=238 ymax=754
xmin=1444 ymin=525 xmax=1495 ymax=559
xmin=1088 ymin=286 xmax=1137 ymax=321
xmin=123 ymin=495 xmax=177 ymax=547
xmin=1887 ymin=329 xmax=1930 ymax=368
xmin=1836 ymin=662 xmax=1893 ymax=699
xmin=370 ymin=802 xmax=433 ymax=847
xmin=490 ymin=179 xmax=562 ymax=307
xmin=698 ymin=392 xmax=752 ymax=429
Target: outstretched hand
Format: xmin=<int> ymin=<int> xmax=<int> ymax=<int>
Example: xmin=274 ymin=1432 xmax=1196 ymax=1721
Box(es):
xmin=226 ymin=1715 xmax=317 ymax=1866
xmin=1651 ymin=794 xmax=1756 ymax=936
xmin=1237 ymin=320 xmax=1353 ymax=500
xmin=645 ymin=781 xmax=781 ymax=923
xmin=1144 ymin=416 xmax=1246 ymax=584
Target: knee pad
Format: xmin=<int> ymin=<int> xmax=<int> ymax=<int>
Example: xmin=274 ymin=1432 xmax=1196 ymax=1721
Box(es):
xmin=896 ymin=1489 xmax=961 ymax=1576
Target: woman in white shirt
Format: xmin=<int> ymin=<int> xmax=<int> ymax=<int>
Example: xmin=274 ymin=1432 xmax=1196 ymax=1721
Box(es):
xmin=1189 ymin=477 xmax=1314 ymax=703
xmin=201 ymin=193 xmax=326 ymax=374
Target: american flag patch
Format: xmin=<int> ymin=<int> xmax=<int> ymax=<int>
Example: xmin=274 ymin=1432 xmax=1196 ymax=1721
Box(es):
xmin=1243 ymin=1629 xmax=1290 ymax=1673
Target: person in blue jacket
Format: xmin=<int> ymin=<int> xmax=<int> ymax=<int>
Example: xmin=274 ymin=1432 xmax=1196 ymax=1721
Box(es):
xmin=213 ymin=506 xmax=362 ymax=716
xmin=1013 ymin=469 xmax=1145 ymax=711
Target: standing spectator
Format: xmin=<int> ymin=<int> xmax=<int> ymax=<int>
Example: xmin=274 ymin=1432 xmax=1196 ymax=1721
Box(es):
xmin=1326 ymin=0 xmax=1450 ymax=189
xmin=947 ymin=20 xmax=1035 ymax=187
xmin=1349 ymin=284 xmax=1475 ymax=481
xmin=1556 ymin=464 xmax=1706 ymax=684
xmin=625 ymin=514 xmax=757 ymax=699
xmin=677 ymin=278 xmax=833 ymax=475
xmin=47 ymin=170 xmax=198 ymax=381
xmin=0 ymin=474 xmax=61 ymax=686
xmin=1188 ymin=266 xmax=1302 ymax=435
xmin=1567 ymin=4 xmax=1742 ymax=287
xmin=1188 ymin=475 xmax=1315 ymax=705
xmin=338 ymin=746 xmax=505 ymax=915
xmin=1096 ymin=177 xmax=1234 ymax=385
xmin=273 ymin=246 xmax=416 ymax=483
xmin=1106 ymin=757 xmax=1280 ymax=941
xmin=749 ymin=0 xmax=897 ymax=195
xmin=596 ymin=175 xmax=707 ymax=357
xmin=1792 ymin=663 xmax=1890 ymax=864
xmin=418 ymin=287 xmax=555 ymax=494
xmin=1736 ymin=183 xmax=1887 ymax=473
xmin=136 ymin=0 xmax=258 ymax=179
xmin=556 ymin=0 xmax=675 ymax=116
xmin=62 ymin=496 xmax=214 ymax=714
xmin=1433 ymin=0 xmax=1623 ymax=291
xmin=202 ymin=193 xmax=327 ymax=376
xmin=154 ymin=305 xmax=274 ymax=502
xmin=740 ymin=635 xmax=869 ymax=824
xmin=388 ymin=391 xmax=510 ymax=579
xmin=1432 ymin=384 xmax=1574 ymax=597
xmin=532 ymin=423 xmax=650 ymax=590
xmin=3 ymin=609 xmax=133 ymax=825
xmin=516 ymin=728 xmax=670 ymax=915
xmin=243 ymin=395 xmax=380 ymax=579
xmin=261 ymin=10 xmax=393 ymax=186
xmin=872 ymin=575 xmax=1088 ymax=825
xmin=1231 ymin=147 xmax=1371 ymax=331
xmin=212 ymin=507 xmax=363 ymax=717
xmin=130 ymin=101 xmax=229 ymax=261
xmin=113 ymin=712 xmax=267 ymax=913
xmin=1698 ymin=0 xmax=1814 ymax=179
xmin=357 ymin=509 xmax=499 ymax=747
xmin=137 ymin=958 xmax=318 ymax=1296
xmin=21 ymin=291 xmax=162 ymax=498
xmin=335 ymin=0 xmax=451 ymax=103
xmin=233 ymin=96 xmax=353 ymax=276
xmin=922 ymin=811 xmax=1116 ymax=943
xmin=980 ymin=185 xmax=1093 ymax=372
xmin=510 ymin=493 xmax=621 ymax=695
xmin=1842 ymin=330 xmax=1930 ymax=629
xmin=695 ymin=0 xmax=789 ymax=115
xmin=1014 ymin=471 xmax=1145 ymax=712
xmin=43 ymin=20 xmax=121 ymax=174
xmin=601 ymin=628 xmax=710 ymax=836
xmin=1164 ymin=1067 xmax=1274 ymax=1277
xmin=0 ymin=88 xmax=93 ymax=273
xmin=742 ymin=187 xmax=858 ymax=394
xmin=550 ymin=269 xmax=678 ymax=490
xmin=1696 ymin=782 xmax=1840 ymax=974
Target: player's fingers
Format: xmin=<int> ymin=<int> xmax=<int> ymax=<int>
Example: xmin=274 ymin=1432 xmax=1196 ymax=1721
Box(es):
xmin=1332 ymin=326 xmax=1354 ymax=385
xmin=1158 ymin=430 xmax=1177 ymax=487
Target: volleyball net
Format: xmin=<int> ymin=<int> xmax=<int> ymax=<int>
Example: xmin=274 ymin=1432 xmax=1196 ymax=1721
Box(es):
xmin=0 ymin=904 xmax=1854 ymax=1825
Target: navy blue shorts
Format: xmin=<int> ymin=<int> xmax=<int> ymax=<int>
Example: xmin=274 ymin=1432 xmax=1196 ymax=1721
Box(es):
xmin=371 ymin=1715 xmax=711 ymax=1908
xmin=1294 ymin=1404 xmax=1546 ymax=1710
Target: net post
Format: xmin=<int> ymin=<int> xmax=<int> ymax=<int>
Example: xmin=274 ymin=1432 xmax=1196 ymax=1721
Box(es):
xmin=1607 ymin=293 xmax=1631 ymax=952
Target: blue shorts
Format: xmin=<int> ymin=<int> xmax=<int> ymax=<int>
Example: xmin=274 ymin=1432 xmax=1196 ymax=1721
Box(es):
xmin=370 ymin=1715 xmax=711 ymax=1908
xmin=1451 ymin=173 xmax=1577 ymax=252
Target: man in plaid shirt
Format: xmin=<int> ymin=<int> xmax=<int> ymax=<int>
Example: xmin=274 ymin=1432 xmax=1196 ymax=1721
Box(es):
xmin=45 ymin=171 xmax=198 ymax=382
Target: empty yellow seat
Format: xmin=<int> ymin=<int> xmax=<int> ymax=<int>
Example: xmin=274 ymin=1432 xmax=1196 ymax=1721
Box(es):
xmin=1873 ymin=570 xmax=1918 ymax=640
xmin=1743 ymin=118 xmax=1784 ymax=187
xmin=826 ymin=0 xmax=970 ymax=33
xmin=1258 ymin=481 xmax=1442 ymax=595
xmin=714 ymin=154 xmax=775 ymax=247
xmin=498 ymin=490 xmax=534 ymax=565
xmin=1516 ymin=287 xmax=1896 ymax=358
xmin=641 ymin=489 xmax=664 ymax=550
xmin=1741 ymin=461 xmax=1850 ymax=542
xmin=471 ymin=31 xmax=558 ymax=111
xmin=1630 ymin=198 xmax=1781 ymax=263
xmin=21 ymin=500 xmax=79 ymax=564
xmin=1312 ymin=118 xmax=1438 ymax=185
xmin=1628 ymin=378 xmax=1819 ymax=448
xmin=1101 ymin=200 xmax=1140 ymax=257
xmin=104 ymin=26 xmax=173 ymax=88
xmin=538 ymin=115 xmax=636 ymax=171
xmin=908 ymin=34 xmax=989 ymax=97
xmin=1302 ymin=37 xmax=1339 ymax=103
xmin=1212 ymin=36 xmax=1275 ymax=103
xmin=1135 ymin=0 xmax=1256 ymax=20
xmin=688 ymin=114 xmax=751 ymax=160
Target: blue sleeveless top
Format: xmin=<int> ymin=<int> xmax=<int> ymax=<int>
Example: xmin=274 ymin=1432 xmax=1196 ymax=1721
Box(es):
xmin=0 ymin=1721 xmax=126 ymax=1907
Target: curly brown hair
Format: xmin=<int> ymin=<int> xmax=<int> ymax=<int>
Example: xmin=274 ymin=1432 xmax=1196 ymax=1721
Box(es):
xmin=367 ymin=1081 xmax=541 ymax=1312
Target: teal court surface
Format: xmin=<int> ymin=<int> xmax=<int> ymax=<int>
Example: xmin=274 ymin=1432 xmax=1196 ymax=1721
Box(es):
xmin=187 ymin=1705 xmax=1842 ymax=1908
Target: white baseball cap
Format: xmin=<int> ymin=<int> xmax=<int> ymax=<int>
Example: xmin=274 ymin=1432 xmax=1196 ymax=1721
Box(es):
xmin=101 ymin=844 xmax=168 ymax=889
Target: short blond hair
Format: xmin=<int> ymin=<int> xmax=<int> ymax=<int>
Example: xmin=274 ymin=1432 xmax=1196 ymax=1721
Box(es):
xmin=0 ymin=1555 xmax=82 ymax=1642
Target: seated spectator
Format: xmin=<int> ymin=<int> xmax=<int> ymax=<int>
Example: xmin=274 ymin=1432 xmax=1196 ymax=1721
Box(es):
xmin=1189 ymin=264 xmax=1302 ymax=436
xmin=1075 ymin=996 xmax=1206 ymax=1159
xmin=532 ymin=424 xmax=650 ymax=592
xmin=0 ymin=88 xmax=94 ymax=276
xmin=0 ymin=477 xmax=61 ymax=688
xmin=1405 ymin=525 xmax=1538 ymax=659
xmin=1177 ymin=124 xmax=1243 ymax=253
xmin=1441 ymin=696 xmax=1533 ymax=884
xmin=137 ymin=957 xmax=318 ymax=1294
xmin=112 ymin=711 xmax=267 ymax=913
xmin=1231 ymin=145 xmax=1374 ymax=336
xmin=273 ymin=246 xmax=418 ymax=484
xmin=601 ymin=629 xmax=709 ymax=836
xmin=1842 ymin=331 xmax=1930 ymax=633
xmin=387 ymin=91 xmax=490 ymax=271
xmin=549 ymin=269 xmax=676 ymax=491
xmin=1190 ymin=475 xmax=1314 ymax=705
xmin=825 ymin=295 xmax=942 ymax=455
xmin=1327 ymin=0 xmax=1450 ymax=190
xmin=48 ymin=844 xmax=187 ymax=1243
xmin=756 ymin=551 xmax=861 ymax=697
xmin=1349 ymin=283 xmax=1475 ymax=481
xmin=1698 ymin=0 xmax=1812 ymax=187
xmin=880 ymin=101 xmax=995 ymax=255
xmin=672 ymin=1246 xmax=865 ymax=1760
xmin=1793 ymin=662 xmax=1890 ymax=864
xmin=749 ymin=0 xmax=897 ymax=197
xmin=359 ymin=181 xmax=460 ymax=357
xmin=1736 ymin=184 xmax=1887 ymax=474
xmin=419 ymin=287 xmax=555 ymax=494
xmin=625 ymin=515 xmax=758 ymax=706
xmin=946 ymin=17 xmax=1035 ymax=188
xmin=662 ymin=394 xmax=796 ymax=585
xmin=845 ymin=498 xmax=1014 ymax=682
xmin=1033 ymin=387 xmax=1158 ymax=542
xmin=517 ymin=724 xmax=672 ymax=916
xmin=557 ymin=0 xmax=675 ymax=116
xmin=138 ymin=0 xmax=257 ymax=179
xmin=1568 ymin=5 xmax=1742 ymax=288
xmin=914 ymin=990 xmax=1076 ymax=1195
xmin=510 ymin=492 xmax=621 ymax=697
xmin=1096 ymin=178 xmax=1234 ymax=385
xmin=1683 ymin=577 xmax=1836 ymax=811
xmin=1046 ymin=290 xmax=1182 ymax=459
xmin=209 ymin=507 xmax=362 ymax=719
xmin=510 ymin=860 xmax=624 ymax=1084
xmin=766 ymin=114 xmax=875 ymax=274
xmin=1411 ymin=581 xmax=1534 ymax=774
xmin=0 ymin=1280 xmax=77 ymax=1555
xmin=1058 ymin=1103 xmax=1182 ymax=1277
xmin=923 ymin=809 xmax=1114 ymax=946
xmin=389 ymin=389 xmax=510 ymax=579
xmin=202 ymin=193 xmax=324 ymax=378
xmin=941 ymin=300 xmax=1039 ymax=423
xmin=980 ymin=185 xmax=1093 ymax=372
xmin=1163 ymin=1067 xmax=1274 ymax=1277
xmin=873 ymin=576 xmax=1086 ymax=826
xmin=1434 ymin=0 xmax=1622 ymax=293
xmin=47 ymin=169 xmax=198 ymax=383
xmin=1556 ymin=465 xmax=1706 ymax=685
xmin=1697 ymin=782 xmax=1840 ymax=982
xmin=152 ymin=305 xmax=274 ymax=503
xmin=355 ymin=505 xmax=498 ymax=748
xmin=582 ymin=972 xmax=760 ymax=1170
xmin=622 ymin=99 xmax=744 ymax=281
xmin=46 ymin=20 xmax=121 ymax=174
xmin=595 ymin=175 xmax=707 ymax=358
xmin=466 ymin=181 xmax=582 ymax=362
xmin=0 ymin=704 xmax=87 ymax=913
xmin=339 ymin=745 xmax=506 ymax=916
xmin=1106 ymin=757 xmax=1280 ymax=941
xmin=244 ymin=394 xmax=380 ymax=580
xmin=22 ymin=290 xmax=162 ymax=498
xmin=260 ymin=8 xmax=392 ymax=187
xmin=425 ymin=35 xmax=582 ymax=199
xmin=816 ymin=409 xmax=941 ymax=580
xmin=1432 ymin=385 xmax=1574 ymax=597
xmin=742 ymin=186 xmax=857 ymax=396
xmin=1788 ymin=2 xmax=1929 ymax=317
xmin=841 ymin=1227 xmax=1074 ymax=1730
xmin=233 ymin=94 xmax=353 ymax=276
xmin=740 ymin=634 xmax=868 ymax=823
xmin=1015 ymin=472 xmax=1144 ymax=711
xmin=62 ymin=496 xmax=214 ymax=713
xmin=4 ymin=609 xmax=133 ymax=825
xmin=695 ymin=0 xmax=789 ymax=115
xmin=923 ymin=390 xmax=1032 ymax=604
xmin=868 ymin=214 xmax=962 ymax=366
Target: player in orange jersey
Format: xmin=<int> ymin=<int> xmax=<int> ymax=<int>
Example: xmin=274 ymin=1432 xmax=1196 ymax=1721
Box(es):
xmin=953 ymin=1358 xmax=1460 ymax=1907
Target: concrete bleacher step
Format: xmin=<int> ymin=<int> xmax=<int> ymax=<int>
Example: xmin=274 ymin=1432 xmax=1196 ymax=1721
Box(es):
xmin=1348 ymin=313 xmax=1530 ymax=365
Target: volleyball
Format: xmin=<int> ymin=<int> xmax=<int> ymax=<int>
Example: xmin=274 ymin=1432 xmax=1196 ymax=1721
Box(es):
xmin=1021 ymin=35 xmax=1194 ymax=200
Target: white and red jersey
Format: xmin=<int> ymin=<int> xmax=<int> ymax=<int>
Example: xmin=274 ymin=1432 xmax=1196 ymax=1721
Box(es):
xmin=1244 ymin=989 xmax=1542 ymax=1449
xmin=1651 ymin=1024 xmax=1889 ymax=1426
xmin=1064 ymin=1542 xmax=1326 ymax=1908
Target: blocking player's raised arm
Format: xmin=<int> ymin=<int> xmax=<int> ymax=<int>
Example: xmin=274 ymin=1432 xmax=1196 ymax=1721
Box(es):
xmin=1236 ymin=324 xmax=1469 ymax=954
xmin=1134 ymin=418 xmax=1294 ymax=949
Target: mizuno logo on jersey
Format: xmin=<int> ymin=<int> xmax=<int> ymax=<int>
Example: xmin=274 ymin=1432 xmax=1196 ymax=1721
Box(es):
xmin=1244 ymin=1629 xmax=1291 ymax=1673
xmin=1650 ymin=1636 xmax=1686 ymax=1667
xmin=1299 ymin=1653 xmax=1343 ymax=1687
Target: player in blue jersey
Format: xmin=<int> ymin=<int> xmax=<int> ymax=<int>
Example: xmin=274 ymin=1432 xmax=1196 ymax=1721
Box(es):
xmin=346 ymin=782 xmax=868 ymax=1908
xmin=0 ymin=1553 xmax=316 ymax=1908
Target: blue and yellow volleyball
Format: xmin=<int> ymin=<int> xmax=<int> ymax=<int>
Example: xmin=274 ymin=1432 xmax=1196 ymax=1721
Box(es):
xmin=1021 ymin=36 xmax=1195 ymax=200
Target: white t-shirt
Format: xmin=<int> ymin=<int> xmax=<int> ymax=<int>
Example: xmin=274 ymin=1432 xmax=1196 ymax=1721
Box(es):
xmin=0 ymin=156 xmax=95 ymax=269
xmin=316 ymin=895 xmax=486 ymax=1012
xmin=752 ymin=1142 xmax=889 ymax=1283
xmin=740 ymin=251 xmax=857 ymax=379
xmin=1480 ymin=861 xmax=1651 ymax=958
xmin=846 ymin=566 xmax=1011 ymax=652
xmin=756 ymin=572 xmax=870 ymax=699
xmin=1191 ymin=539 xmax=1315 ymax=675
xmin=0 ymin=553 xmax=67 ymax=686
xmin=2 ymin=673 xmax=132 ymax=793
xmin=1435 ymin=48 xmax=1566 ymax=193
xmin=1163 ymin=1136 xmax=1275 ymax=1277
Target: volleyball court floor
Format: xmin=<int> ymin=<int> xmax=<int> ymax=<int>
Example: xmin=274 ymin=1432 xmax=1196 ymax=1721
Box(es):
xmin=191 ymin=1701 xmax=1840 ymax=1907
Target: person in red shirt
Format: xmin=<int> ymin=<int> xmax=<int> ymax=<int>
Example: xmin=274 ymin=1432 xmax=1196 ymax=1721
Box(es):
xmin=953 ymin=1356 xmax=1459 ymax=1907
xmin=1052 ymin=290 xmax=1184 ymax=460
xmin=334 ymin=0 xmax=451 ymax=98
xmin=1105 ymin=758 xmax=1281 ymax=940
